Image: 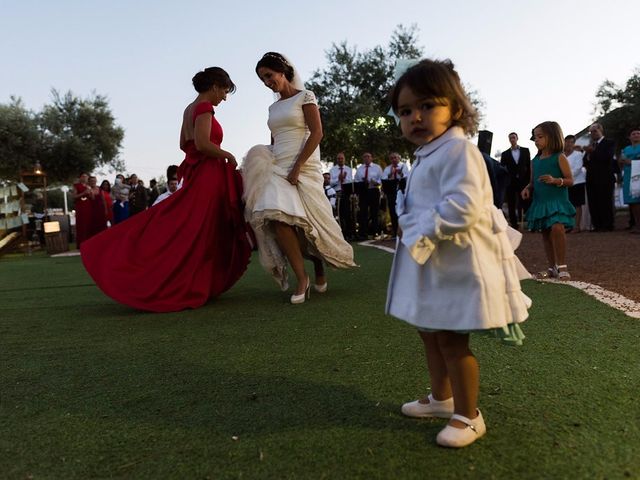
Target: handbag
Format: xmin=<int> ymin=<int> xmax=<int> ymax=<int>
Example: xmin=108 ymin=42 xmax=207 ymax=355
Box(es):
xmin=630 ymin=160 xmax=640 ymax=199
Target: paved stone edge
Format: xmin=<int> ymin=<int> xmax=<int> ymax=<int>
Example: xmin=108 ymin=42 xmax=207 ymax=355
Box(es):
xmin=359 ymin=240 xmax=640 ymax=319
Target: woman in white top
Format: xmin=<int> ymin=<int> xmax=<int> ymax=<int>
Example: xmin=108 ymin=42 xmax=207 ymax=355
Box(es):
xmin=242 ymin=52 xmax=355 ymax=304
xmin=564 ymin=134 xmax=586 ymax=232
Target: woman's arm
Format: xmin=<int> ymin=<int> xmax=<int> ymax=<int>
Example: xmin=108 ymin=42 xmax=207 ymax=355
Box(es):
xmin=193 ymin=114 xmax=236 ymax=166
xmin=179 ymin=127 xmax=187 ymax=151
xmin=286 ymin=103 xmax=323 ymax=185
xmin=73 ymin=186 xmax=90 ymax=200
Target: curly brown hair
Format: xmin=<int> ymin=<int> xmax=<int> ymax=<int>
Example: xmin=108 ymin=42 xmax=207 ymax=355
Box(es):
xmin=390 ymin=58 xmax=478 ymax=136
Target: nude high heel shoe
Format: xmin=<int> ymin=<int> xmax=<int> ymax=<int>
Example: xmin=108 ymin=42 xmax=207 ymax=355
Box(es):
xmin=290 ymin=277 xmax=310 ymax=304
xmin=313 ymin=282 xmax=328 ymax=293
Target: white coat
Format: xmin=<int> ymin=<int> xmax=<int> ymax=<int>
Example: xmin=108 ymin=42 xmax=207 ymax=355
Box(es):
xmin=385 ymin=127 xmax=531 ymax=331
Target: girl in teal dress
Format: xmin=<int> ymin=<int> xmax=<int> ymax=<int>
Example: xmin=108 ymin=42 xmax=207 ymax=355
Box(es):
xmin=619 ymin=128 xmax=640 ymax=234
xmin=521 ymin=121 xmax=575 ymax=279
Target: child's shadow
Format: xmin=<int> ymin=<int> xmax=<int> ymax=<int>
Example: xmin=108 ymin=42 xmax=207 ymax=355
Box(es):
xmin=70 ymin=365 xmax=443 ymax=437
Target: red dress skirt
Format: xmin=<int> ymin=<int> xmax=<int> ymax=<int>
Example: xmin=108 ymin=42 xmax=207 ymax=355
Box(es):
xmin=81 ymin=102 xmax=252 ymax=312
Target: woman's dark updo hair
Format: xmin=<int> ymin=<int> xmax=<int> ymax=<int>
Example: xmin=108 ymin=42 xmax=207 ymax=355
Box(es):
xmin=192 ymin=67 xmax=236 ymax=94
xmin=255 ymin=52 xmax=295 ymax=82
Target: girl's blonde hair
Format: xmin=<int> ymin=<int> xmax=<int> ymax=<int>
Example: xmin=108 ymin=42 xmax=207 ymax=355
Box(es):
xmin=532 ymin=121 xmax=564 ymax=154
xmin=390 ymin=58 xmax=478 ymax=136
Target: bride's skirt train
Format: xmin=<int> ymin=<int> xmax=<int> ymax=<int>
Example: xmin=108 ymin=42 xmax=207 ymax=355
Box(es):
xmin=242 ymin=145 xmax=356 ymax=289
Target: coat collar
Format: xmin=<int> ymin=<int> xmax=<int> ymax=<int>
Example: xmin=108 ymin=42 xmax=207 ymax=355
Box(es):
xmin=414 ymin=127 xmax=465 ymax=162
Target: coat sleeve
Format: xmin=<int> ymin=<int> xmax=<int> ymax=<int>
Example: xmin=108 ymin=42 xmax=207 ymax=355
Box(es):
xmin=398 ymin=142 xmax=486 ymax=264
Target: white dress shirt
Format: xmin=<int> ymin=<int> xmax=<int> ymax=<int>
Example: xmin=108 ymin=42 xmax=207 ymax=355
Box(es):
xmin=329 ymin=164 xmax=353 ymax=192
xmin=152 ymin=190 xmax=174 ymax=206
xmin=566 ymin=150 xmax=586 ymax=185
xmin=511 ymin=147 xmax=521 ymax=164
xmin=383 ymin=162 xmax=410 ymax=179
xmin=354 ymin=162 xmax=383 ymax=188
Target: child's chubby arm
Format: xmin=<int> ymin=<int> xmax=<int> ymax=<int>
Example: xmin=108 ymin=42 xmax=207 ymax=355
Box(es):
xmin=397 ymin=142 xmax=485 ymax=264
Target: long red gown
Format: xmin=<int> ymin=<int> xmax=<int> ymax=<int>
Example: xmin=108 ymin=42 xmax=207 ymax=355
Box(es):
xmin=81 ymin=102 xmax=252 ymax=312
xmin=87 ymin=187 xmax=107 ymax=239
xmin=73 ymin=183 xmax=91 ymax=248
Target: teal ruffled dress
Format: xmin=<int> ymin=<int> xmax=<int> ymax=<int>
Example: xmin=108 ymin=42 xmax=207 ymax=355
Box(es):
xmin=526 ymin=153 xmax=576 ymax=231
xmin=622 ymin=144 xmax=640 ymax=204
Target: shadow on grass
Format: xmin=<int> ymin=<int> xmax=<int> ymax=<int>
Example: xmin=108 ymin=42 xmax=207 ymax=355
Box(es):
xmin=41 ymin=363 xmax=436 ymax=438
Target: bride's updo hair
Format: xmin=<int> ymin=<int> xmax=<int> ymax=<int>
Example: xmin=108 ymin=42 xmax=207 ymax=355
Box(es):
xmin=192 ymin=67 xmax=236 ymax=94
xmin=255 ymin=52 xmax=295 ymax=82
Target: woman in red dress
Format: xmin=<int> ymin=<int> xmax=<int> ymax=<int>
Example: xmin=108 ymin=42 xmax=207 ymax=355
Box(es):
xmin=81 ymin=67 xmax=252 ymax=312
xmin=99 ymin=180 xmax=114 ymax=225
xmin=86 ymin=175 xmax=107 ymax=239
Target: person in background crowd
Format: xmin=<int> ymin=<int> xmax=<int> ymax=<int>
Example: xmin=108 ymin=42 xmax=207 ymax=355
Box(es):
xmin=167 ymin=165 xmax=179 ymax=181
xmin=148 ymin=179 xmax=160 ymax=207
xmin=329 ymin=152 xmax=355 ymax=240
xmin=481 ymin=151 xmax=509 ymax=209
xmin=583 ymin=123 xmax=617 ymax=231
xmin=128 ymin=174 xmax=148 ymax=216
xmin=619 ymin=127 xmax=640 ymax=234
xmin=500 ymin=132 xmax=531 ymax=229
xmin=99 ymin=180 xmax=114 ymax=226
xmin=382 ymin=152 xmax=409 ymax=238
xmin=87 ymin=176 xmax=107 ymax=239
xmin=354 ymin=152 xmax=383 ymax=240
xmin=564 ymin=135 xmax=586 ymax=233
xmin=152 ymin=178 xmax=179 ymax=206
xmin=73 ymin=172 xmax=91 ymax=248
xmin=111 ymin=174 xmax=130 ymax=224
xmin=165 ymin=164 xmax=181 ymax=191
xmin=323 ymin=172 xmax=337 ymax=215
xmin=383 ymin=152 xmax=410 ymax=180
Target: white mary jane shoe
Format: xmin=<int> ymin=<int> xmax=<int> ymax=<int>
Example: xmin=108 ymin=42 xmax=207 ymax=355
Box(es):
xmin=436 ymin=410 xmax=486 ymax=448
xmin=401 ymin=393 xmax=454 ymax=418
xmin=290 ymin=277 xmax=310 ymax=304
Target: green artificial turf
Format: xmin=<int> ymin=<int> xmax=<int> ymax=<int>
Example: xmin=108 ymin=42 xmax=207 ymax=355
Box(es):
xmin=1 ymin=246 xmax=638 ymax=479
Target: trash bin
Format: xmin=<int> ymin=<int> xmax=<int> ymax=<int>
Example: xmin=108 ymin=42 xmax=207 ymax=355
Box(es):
xmin=44 ymin=221 xmax=69 ymax=255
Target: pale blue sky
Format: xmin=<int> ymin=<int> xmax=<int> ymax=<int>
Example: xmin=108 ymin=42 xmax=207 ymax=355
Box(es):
xmin=1 ymin=0 xmax=637 ymax=183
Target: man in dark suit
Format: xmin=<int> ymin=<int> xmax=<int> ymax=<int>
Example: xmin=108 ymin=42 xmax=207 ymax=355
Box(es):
xmin=500 ymin=132 xmax=531 ymax=228
xmin=128 ymin=174 xmax=148 ymax=216
xmin=583 ymin=123 xmax=617 ymax=231
xmin=482 ymin=152 xmax=509 ymax=209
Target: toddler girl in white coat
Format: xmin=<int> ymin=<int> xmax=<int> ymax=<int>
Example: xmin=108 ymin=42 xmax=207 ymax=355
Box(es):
xmin=386 ymin=59 xmax=531 ymax=448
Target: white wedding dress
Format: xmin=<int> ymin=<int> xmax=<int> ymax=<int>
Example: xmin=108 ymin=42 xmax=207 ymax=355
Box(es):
xmin=242 ymin=90 xmax=356 ymax=288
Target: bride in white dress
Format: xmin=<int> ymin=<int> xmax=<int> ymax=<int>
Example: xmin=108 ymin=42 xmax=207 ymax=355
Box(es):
xmin=242 ymin=52 xmax=356 ymax=304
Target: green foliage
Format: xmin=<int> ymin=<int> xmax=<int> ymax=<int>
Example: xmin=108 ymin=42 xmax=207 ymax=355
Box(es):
xmin=594 ymin=68 xmax=640 ymax=150
xmin=307 ymin=24 xmax=484 ymax=167
xmin=0 ymin=97 xmax=42 ymax=181
xmin=306 ymin=25 xmax=419 ymax=165
xmin=0 ymin=90 xmax=125 ymax=184
xmin=39 ymin=90 xmax=125 ymax=182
